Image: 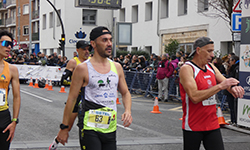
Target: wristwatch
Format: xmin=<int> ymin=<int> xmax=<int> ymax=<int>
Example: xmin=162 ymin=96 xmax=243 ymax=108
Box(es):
xmin=60 ymin=123 xmax=69 ymax=130
xmin=12 ymin=118 xmax=19 ymax=124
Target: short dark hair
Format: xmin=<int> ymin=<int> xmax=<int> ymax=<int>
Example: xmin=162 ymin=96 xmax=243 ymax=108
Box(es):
xmin=229 ymin=52 xmax=235 ymax=56
xmin=0 ymin=30 xmax=13 ymax=41
xmin=230 ymin=55 xmax=239 ymax=62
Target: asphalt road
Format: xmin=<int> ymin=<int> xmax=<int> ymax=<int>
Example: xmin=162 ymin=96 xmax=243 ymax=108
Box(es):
xmin=6 ymin=84 xmax=250 ymax=150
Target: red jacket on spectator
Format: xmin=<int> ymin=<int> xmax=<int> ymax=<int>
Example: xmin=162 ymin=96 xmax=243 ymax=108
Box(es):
xmin=156 ymin=59 xmax=174 ymax=79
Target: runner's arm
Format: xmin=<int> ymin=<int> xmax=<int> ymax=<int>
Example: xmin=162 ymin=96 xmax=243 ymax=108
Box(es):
xmin=3 ymin=65 xmax=21 ymax=142
xmin=60 ymin=59 xmax=76 ymax=85
xmin=116 ymin=63 xmax=133 ymax=127
xmin=58 ymin=63 xmax=87 ymax=145
xmin=179 ymin=64 xmax=239 ymax=104
xmin=211 ymin=63 xmax=244 ymax=98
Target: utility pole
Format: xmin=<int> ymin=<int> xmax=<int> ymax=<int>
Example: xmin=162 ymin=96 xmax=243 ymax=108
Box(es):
xmin=17 ymin=0 xmax=20 ymax=50
xmin=29 ymin=0 xmax=32 ymax=55
xmin=46 ymin=0 xmax=65 ymax=56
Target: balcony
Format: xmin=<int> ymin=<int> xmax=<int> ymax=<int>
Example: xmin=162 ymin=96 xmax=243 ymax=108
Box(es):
xmin=32 ymin=10 xmax=39 ymax=20
xmin=0 ymin=2 xmax=7 ymax=11
xmin=6 ymin=17 xmax=16 ymax=27
xmin=0 ymin=19 xmax=6 ymax=28
xmin=32 ymin=32 xmax=39 ymax=41
xmin=6 ymin=0 xmax=16 ymax=9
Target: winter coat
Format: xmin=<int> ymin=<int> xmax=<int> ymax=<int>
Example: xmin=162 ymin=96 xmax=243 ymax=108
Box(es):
xmin=156 ymin=59 xmax=174 ymax=80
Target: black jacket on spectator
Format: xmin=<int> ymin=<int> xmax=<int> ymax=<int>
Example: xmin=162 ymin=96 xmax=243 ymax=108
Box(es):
xmin=224 ymin=61 xmax=239 ymax=95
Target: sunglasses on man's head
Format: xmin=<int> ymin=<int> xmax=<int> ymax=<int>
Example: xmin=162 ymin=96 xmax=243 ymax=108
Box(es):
xmin=1 ymin=40 xmax=13 ymax=48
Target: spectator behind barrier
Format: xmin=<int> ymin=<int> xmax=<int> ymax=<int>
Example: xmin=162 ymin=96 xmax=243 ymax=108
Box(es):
xmin=170 ymin=55 xmax=179 ymax=69
xmin=15 ymin=54 xmax=25 ymax=64
xmin=11 ymin=54 xmax=17 ymax=64
xmin=123 ymin=58 xmax=130 ymax=70
xmin=28 ymin=54 xmax=38 ymax=65
xmin=212 ymin=57 xmax=226 ymax=75
xmin=156 ymin=53 xmax=174 ymax=102
xmin=136 ymin=56 xmax=146 ymax=71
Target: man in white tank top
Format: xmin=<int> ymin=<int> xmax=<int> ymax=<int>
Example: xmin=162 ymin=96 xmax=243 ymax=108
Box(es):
xmin=57 ymin=26 xmax=132 ymax=150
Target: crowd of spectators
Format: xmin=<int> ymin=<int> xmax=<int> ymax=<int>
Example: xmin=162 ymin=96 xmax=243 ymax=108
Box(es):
xmin=4 ymin=49 xmax=69 ymax=67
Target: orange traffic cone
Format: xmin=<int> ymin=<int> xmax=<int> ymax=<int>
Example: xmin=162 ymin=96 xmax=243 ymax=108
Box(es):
xmin=47 ymin=80 xmax=54 ymax=91
xmin=217 ymin=107 xmax=229 ymax=125
xmin=44 ymin=79 xmax=49 ymax=89
xmin=28 ymin=77 xmax=33 ymax=87
xmin=33 ymin=78 xmax=39 ymax=88
xmin=116 ymin=97 xmax=121 ymax=105
xmin=59 ymin=86 xmax=66 ymax=93
xmin=151 ymin=97 xmax=162 ymax=114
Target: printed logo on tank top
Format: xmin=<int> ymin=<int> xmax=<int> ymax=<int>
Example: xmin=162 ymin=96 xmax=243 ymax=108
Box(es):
xmin=0 ymin=74 xmax=8 ymax=84
xmin=89 ymin=74 xmax=118 ymax=91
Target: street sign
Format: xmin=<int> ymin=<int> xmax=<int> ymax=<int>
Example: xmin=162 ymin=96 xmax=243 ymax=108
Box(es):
xmin=75 ymin=0 xmax=122 ymax=9
xmin=233 ymin=0 xmax=242 ymax=13
xmin=13 ymin=39 xmax=17 ymax=46
xmin=232 ymin=13 xmax=242 ymax=32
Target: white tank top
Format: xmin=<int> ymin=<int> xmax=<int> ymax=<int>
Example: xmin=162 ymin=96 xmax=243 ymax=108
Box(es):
xmin=84 ymin=59 xmax=119 ymax=112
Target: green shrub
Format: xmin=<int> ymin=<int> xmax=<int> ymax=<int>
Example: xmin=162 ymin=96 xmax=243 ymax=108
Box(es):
xmin=164 ymin=39 xmax=179 ymax=56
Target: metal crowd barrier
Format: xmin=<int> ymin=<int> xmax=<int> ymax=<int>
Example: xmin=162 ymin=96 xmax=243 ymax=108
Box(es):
xmin=124 ymin=70 xmax=182 ymax=102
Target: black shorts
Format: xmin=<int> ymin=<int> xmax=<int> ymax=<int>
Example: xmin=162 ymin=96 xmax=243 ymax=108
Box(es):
xmin=0 ymin=109 xmax=11 ymax=150
xmin=183 ymin=128 xmax=224 ymax=150
xmin=79 ymin=130 xmax=116 ymax=150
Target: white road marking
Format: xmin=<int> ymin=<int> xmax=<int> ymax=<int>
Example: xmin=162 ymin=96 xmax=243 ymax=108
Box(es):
xmin=117 ymin=124 xmax=133 ymax=131
xmin=20 ymin=90 xmax=53 ymax=103
xmin=169 ymin=106 xmax=183 ymax=112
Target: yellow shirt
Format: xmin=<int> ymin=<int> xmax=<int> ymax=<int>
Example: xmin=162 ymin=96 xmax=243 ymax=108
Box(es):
xmin=0 ymin=61 xmax=10 ymax=111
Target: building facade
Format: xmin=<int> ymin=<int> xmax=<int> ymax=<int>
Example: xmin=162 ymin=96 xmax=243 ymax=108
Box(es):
xmin=40 ymin=0 xmax=113 ymax=58
xmin=0 ymin=0 xmax=40 ymax=54
xmin=113 ymin=0 xmax=234 ymax=56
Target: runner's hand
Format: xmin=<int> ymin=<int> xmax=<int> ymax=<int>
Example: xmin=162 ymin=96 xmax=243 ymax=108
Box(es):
xmin=57 ymin=129 xmax=69 ymax=145
xmin=219 ymin=78 xmax=239 ymax=90
xmin=3 ymin=122 xmax=16 ymax=142
xmin=121 ymin=111 xmax=133 ymax=127
xmin=231 ymin=86 xmax=245 ymax=98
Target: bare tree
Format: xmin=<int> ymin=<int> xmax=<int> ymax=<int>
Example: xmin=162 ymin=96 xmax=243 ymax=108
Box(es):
xmin=198 ymin=0 xmax=236 ymax=26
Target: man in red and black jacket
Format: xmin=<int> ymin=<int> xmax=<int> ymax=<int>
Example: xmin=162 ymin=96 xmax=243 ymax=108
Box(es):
xmin=156 ymin=53 xmax=174 ymax=102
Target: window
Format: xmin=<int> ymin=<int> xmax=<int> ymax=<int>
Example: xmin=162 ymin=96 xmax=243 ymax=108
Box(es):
xmin=132 ymin=5 xmax=138 ymax=23
xmin=161 ymin=0 xmax=169 ymax=18
xmin=57 ymin=9 xmax=61 ymax=26
xmin=145 ymin=2 xmax=153 ymax=21
xmin=23 ymin=4 xmax=29 ymax=15
xmin=120 ymin=8 xmax=125 ymax=22
xmin=82 ymin=9 xmax=97 ymax=25
xmin=23 ymin=26 xmax=29 ymax=35
xmin=178 ymin=0 xmax=187 ymax=16
xmin=145 ymin=46 xmax=152 ymax=54
xmin=179 ymin=43 xmax=193 ymax=54
xmin=50 ymin=49 xmax=54 ymax=55
xmin=10 ymin=28 xmax=16 ymax=39
xmin=49 ymin=12 xmax=54 ymax=28
xmin=198 ymin=0 xmax=208 ymax=12
xmin=131 ymin=47 xmax=138 ymax=51
xmin=43 ymin=14 xmax=46 ymax=29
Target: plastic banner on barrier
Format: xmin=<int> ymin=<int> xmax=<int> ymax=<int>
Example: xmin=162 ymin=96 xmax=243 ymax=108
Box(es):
xmin=14 ymin=65 xmax=65 ymax=81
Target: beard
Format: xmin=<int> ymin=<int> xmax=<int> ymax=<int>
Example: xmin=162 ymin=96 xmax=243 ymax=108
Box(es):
xmin=96 ymin=45 xmax=112 ymax=58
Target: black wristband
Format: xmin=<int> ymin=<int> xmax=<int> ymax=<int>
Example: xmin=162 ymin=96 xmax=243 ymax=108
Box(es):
xmin=60 ymin=123 xmax=69 ymax=130
xmin=231 ymin=85 xmax=236 ymax=89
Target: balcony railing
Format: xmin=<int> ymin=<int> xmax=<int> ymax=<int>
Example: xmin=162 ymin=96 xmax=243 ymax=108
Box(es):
xmin=0 ymin=2 xmax=7 ymax=10
xmin=32 ymin=10 xmax=39 ymax=20
xmin=6 ymin=0 xmax=16 ymax=8
xmin=6 ymin=17 xmax=16 ymax=26
xmin=32 ymin=32 xmax=39 ymax=41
